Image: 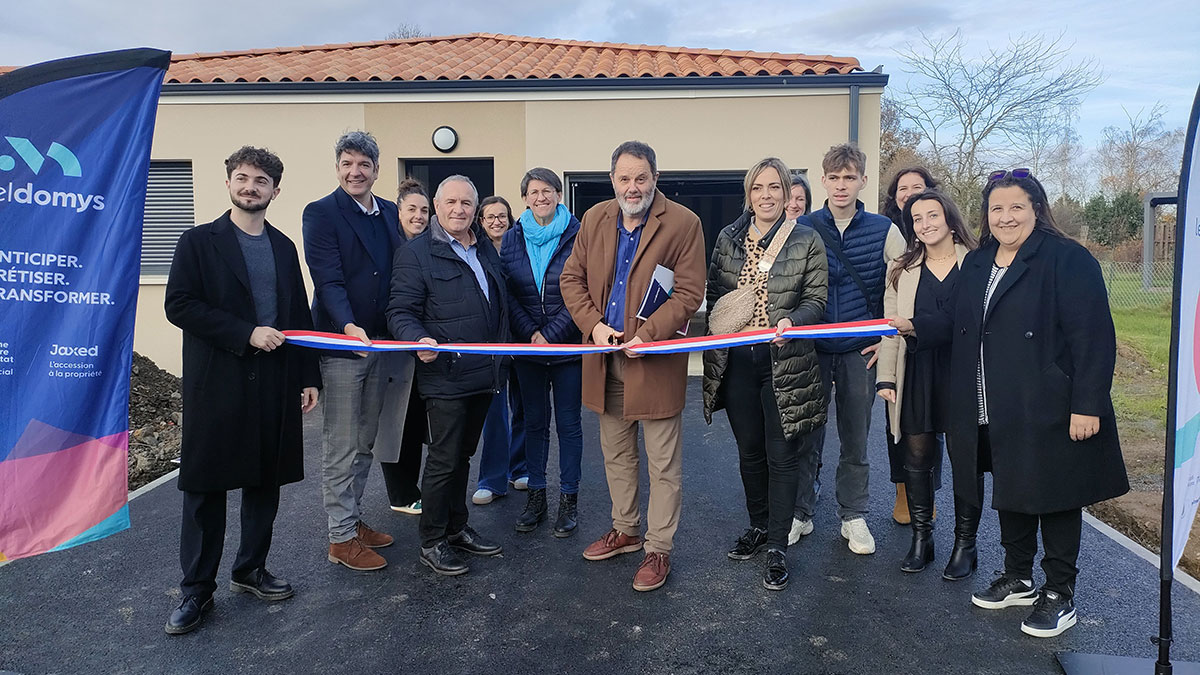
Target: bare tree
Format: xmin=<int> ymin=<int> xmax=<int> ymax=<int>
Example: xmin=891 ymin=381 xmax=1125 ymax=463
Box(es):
xmin=892 ymin=31 xmax=1103 ymax=217
xmin=386 ymin=23 xmax=429 ymax=40
xmin=1095 ymin=103 xmax=1186 ymax=195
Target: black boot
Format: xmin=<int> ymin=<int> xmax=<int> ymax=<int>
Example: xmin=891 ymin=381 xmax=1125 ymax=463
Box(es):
xmin=943 ymin=479 xmax=982 ymax=580
xmin=900 ymin=467 xmax=935 ymax=573
xmin=515 ymin=487 xmax=547 ymax=532
xmin=553 ymin=492 xmax=578 ymax=538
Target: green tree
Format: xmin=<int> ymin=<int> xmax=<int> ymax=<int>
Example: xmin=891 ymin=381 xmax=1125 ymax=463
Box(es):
xmin=1110 ymin=190 xmax=1143 ymax=242
xmin=1083 ymin=194 xmax=1113 ymax=245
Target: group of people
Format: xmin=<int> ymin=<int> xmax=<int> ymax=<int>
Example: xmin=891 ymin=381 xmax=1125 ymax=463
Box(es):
xmin=162 ymin=132 xmax=1129 ymax=641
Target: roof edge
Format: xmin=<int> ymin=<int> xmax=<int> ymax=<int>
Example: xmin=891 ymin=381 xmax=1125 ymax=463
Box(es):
xmin=160 ymin=72 xmax=889 ymax=96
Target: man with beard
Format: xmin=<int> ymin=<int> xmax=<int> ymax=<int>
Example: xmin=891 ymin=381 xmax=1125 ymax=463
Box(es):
xmin=164 ymin=146 xmax=321 ymax=634
xmin=560 ymin=141 xmax=705 ymax=592
xmin=303 ymin=131 xmax=402 ymax=571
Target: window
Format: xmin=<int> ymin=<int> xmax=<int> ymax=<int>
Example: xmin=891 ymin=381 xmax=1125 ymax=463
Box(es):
xmin=141 ymin=160 xmax=195 ymax=277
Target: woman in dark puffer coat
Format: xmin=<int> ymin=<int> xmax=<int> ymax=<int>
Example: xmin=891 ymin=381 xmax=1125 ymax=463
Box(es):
xmin=702 ymin=157 xmax=828 ymax=591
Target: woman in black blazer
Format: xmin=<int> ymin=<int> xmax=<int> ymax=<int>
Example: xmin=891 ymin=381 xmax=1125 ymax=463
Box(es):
xmin=894 ymin=171 xmax=1128 ymax=638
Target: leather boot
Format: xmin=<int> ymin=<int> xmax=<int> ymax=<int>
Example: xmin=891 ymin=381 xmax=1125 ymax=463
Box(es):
xmin=893 ymin=483 xmax=910 ymax=525
xmin=553 ymin=492 xmax=578 ymax=538
xmin=900 ymin=467 xmax=935 ymax=573
xmin=943 ymin=476 xmax=983 ymax=580
xmin=515 ymin=487 xmax=547 ymax=532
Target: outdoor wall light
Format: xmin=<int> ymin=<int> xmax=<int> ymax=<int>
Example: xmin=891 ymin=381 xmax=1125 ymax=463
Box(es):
xmin=431 ymin=126 xmax=458 ymax=153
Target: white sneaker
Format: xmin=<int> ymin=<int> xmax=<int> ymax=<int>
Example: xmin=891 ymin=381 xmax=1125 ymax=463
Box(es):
xmin=472 ymin=489 xmax=495 ymax=505
xmin=511 ymin=476 xmax=530 ymax=491
xmin=840 ymin=517 xmax=876 ymax=555
xmin=788 ymin=517 xmax=813 ymax=545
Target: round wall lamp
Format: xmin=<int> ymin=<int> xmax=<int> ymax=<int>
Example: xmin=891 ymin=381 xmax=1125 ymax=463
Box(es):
xmin=431 ymin=126 xmax=459 ymax=153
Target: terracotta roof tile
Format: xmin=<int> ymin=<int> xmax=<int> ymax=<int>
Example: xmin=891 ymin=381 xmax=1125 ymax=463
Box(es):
xmin=159 ymin=33 xmax=860 ymax=85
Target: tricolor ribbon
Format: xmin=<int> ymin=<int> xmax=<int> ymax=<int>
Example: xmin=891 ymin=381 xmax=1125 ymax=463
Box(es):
xmin=282 ymin=318 xmax=896 ymax=356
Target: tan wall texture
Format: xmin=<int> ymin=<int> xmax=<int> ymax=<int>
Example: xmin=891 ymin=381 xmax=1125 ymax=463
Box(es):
xmin=139 ymin=89 xmax=881 ymax=375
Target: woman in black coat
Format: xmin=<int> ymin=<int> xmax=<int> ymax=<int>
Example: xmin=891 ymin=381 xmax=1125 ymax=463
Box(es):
xmin=702 ymin=157 xmax=828 ymax=591
xmin=896 ymin=171 xmax=1128 ymax=638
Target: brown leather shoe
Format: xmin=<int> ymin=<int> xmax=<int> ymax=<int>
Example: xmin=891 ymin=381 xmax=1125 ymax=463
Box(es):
xmin=356 ymin=521 xmax=394 ymax=548
xmin=582 ymin=528 xmax=644 ymax=561
xmin=633 ymin=552 xmax=670 ymax=592
xmin=328 ymin=538 xmax=387 ymax=570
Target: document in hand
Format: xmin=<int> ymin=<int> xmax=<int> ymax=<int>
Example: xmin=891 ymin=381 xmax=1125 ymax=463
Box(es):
xmin=636 ymin=264 xmax=689 ymax=337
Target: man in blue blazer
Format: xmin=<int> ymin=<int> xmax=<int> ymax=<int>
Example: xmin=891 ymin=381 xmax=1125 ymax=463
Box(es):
xmin=302 ymin=131 xmax=402 ymax=571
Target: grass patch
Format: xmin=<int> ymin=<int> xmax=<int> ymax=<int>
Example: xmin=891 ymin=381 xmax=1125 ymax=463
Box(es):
xmin=1111 ymin=304 xmax=1171 ymax=434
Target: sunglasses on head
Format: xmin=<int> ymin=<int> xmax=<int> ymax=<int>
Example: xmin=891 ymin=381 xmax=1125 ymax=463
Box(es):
xmin=988 ymin=168 xmax=1032 ymax=182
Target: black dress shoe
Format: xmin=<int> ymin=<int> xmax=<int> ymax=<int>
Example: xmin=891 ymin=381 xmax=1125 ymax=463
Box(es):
xmin=727 ymin=527 xmax=768 ymax=560
xmin=448 ymin=525 xmax=503 ymax=556
xmin=164 ymin=595 xmax=214 ymax=635
xmin=420 ymin=541 xmax=470 ymax=576
xmin=763 ymin=548 xmax=789 ymax=591
xmin=231 ymin=568 xmax=294 ymax=601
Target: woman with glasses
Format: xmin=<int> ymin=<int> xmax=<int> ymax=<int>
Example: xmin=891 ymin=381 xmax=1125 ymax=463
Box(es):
xmin=472 ymin=196 xmax=531 ymax=507
xmin=499 ymin=168 xmax=585 ymax=536
xmin=893 ymin=169 xmax=1128 ymax=638
xmin=702 ymin=157 xmax=828 ymax=590
xmin=878 ymin=167 xmax=945 ymax=526
xmin=875 ymin=189 xmax=975 ymax=575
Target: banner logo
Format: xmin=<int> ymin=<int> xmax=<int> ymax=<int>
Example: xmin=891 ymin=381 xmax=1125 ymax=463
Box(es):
xmin=0 ymin=137 xmax=82 ymax=177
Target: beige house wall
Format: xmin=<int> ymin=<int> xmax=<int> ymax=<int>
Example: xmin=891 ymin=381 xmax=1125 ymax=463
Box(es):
xmin=138 ymin=88 xmax=882 ymax=375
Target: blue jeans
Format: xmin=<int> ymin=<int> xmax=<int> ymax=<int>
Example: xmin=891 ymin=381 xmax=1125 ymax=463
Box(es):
xmin=476 ymin=373 xmax=527 ymax=494
xmin=514 ymin=359 xmax=584 ymax=494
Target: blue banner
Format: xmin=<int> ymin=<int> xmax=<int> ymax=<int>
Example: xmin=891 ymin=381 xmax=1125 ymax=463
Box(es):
xmin=0 ymin=49 xmax=170 ymax=561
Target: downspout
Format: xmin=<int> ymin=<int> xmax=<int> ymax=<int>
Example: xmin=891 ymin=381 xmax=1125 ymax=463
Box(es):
xmin=848 ymin=84 xmax=860 ymax=144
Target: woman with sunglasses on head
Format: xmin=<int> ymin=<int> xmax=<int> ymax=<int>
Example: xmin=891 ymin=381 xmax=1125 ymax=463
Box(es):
xmin=498 ymin=168 xmax=585 ymax=536
xmin=892 ymin=169 xmax=1128 ymax=638
xmin=880 ymin=167 xmax=945 ymax=526
xmin=875 ymin=190 xmax=976 ymax=576
xmin=471 ymin=196 xmax=531 ymax=508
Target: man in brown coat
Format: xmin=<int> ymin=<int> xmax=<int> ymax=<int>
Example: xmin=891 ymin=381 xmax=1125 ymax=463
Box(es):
xmin=560 ymin=140 xmax=705 ymax=592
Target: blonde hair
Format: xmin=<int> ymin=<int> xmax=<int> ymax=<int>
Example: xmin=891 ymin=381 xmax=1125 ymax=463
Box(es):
xmin=743 ymin=157 xmax=792 ymax=212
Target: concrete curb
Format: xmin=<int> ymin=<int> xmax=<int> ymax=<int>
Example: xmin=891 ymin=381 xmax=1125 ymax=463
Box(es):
xmin=1084 ymin=510 xmax=1200 ymax=596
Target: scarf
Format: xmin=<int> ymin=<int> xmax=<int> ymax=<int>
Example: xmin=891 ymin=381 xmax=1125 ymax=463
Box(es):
xmin=520 ymin=204 xmax=571 ymax=293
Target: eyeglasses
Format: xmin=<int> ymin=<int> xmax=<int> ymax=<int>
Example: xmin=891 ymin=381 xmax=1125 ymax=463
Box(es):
xmin=481 ymin=214 xmax=509 ymax=223
xmin=988 ymin=168 xmax=1032 ymax=182
xmin=526 ymin=188 xmax=559 ymax=200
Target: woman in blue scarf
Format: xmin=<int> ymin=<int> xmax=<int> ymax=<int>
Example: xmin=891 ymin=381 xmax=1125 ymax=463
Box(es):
xmin=500 ymin=167 xmax=584 ymax=537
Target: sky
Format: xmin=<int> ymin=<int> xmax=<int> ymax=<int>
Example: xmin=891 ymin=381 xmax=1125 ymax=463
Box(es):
xmin=2 ymin=0 xmax=1197 ymax=147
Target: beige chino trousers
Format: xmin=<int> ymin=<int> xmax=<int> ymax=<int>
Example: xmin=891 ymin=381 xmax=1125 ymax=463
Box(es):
xmin=597 ymin=353 xmax=684 ymax=554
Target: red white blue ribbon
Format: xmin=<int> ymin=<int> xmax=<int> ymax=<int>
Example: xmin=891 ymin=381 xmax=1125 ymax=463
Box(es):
xmin=282 ymin=318 xmax=896 ymax=356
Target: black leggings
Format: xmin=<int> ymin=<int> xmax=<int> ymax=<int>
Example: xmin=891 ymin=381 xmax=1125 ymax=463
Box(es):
xmin=902 ymin=432 xmax=939 ymax=472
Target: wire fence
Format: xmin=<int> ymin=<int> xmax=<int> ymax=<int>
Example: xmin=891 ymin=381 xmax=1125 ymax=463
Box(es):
xmin=1100 ymin=260 xmax=1174 ymax=310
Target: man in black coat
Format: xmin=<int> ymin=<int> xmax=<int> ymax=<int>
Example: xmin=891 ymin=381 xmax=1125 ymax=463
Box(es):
xmin=302 ymin=131 xmax=403 ymax=571
xmin=387 ymin=175 xmax=508 ymax=576
xmin=164 ymin=146 xmax=321 ymax=635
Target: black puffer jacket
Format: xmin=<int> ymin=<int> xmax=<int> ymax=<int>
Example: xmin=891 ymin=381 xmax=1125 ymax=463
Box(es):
xmin=702 ymin=212 xmax=829 ymax=439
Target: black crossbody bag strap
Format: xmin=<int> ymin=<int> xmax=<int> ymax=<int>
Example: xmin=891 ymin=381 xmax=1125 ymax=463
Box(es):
xmin=816 ymin=225 xmax=883 ymax=318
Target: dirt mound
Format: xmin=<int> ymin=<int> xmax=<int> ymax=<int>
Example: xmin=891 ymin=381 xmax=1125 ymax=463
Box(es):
xmin=127 ymin=352 xmax=182 ymax=490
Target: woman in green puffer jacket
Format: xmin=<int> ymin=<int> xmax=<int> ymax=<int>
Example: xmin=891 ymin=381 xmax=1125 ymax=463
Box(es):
xmin=702 ymin=157 xmax=829 ymax=591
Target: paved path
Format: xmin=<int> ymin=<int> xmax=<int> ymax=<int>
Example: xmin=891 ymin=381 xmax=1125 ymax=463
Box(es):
xmin=3 ymin=379 xmax=1199 ymax=674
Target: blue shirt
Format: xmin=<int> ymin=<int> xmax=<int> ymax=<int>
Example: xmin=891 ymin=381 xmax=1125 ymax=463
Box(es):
xmin=603 ymin=213 xmax=646 ymax=332
xmin=448 ymin=235 xmax=490 ymax=302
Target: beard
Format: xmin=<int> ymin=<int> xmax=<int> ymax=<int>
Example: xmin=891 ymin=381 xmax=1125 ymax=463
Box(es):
xmin=231 ymin=192 xmax=270 ymax=212
xmin=617 ymin=186 xmax=655 ymax=219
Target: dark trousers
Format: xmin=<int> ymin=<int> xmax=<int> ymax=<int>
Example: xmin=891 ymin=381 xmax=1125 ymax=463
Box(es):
xmin=998 ymin=508 xmax=1082 ymax=597
xmin=180 ymin=485 xmax=280 ymax=598
xmin=722 ymin=344 xmax=805 ymax=551
xmin=419 ymin=393 xmax=493 ymax=548
xmin=515 ymin=359 xmax=584 ymax=494
xmin=380 ymin=389 xmax=426 ymax=506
